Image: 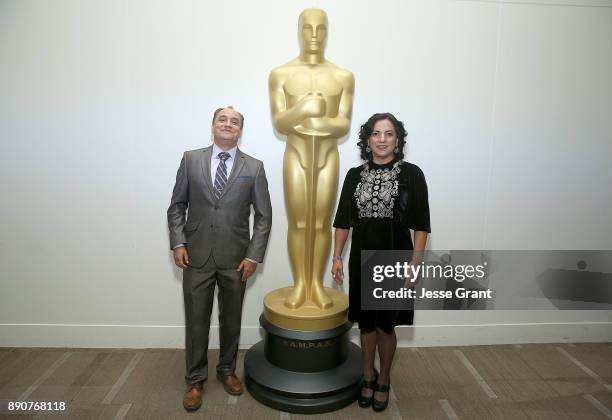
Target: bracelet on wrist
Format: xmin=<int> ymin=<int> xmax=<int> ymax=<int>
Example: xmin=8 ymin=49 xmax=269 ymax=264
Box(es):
xmin=332 ymin=256 xmax=342 ymax=262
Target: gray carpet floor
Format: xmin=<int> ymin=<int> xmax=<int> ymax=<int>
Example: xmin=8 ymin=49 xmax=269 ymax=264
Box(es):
xmin=1 ymin=343 xmax=611 ymax=419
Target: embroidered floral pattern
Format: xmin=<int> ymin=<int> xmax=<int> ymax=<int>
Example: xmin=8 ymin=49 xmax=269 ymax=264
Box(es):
xmin=354 ymin=161 xmax=401 ymax=218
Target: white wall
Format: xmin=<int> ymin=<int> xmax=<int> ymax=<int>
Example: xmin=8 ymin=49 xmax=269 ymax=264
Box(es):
xmin=1 ymin=0 xmax=611 ymax=348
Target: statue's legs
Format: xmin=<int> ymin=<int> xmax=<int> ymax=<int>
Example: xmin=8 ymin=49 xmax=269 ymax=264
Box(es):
xmin=309 ymin=147 xmax=338 ymax=309
xmin=283 ymin=144 xmax=308 ymax=309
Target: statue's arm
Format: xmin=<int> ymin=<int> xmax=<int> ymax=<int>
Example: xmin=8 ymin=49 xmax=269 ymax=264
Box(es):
xmin=302 ymin=72 xmax=355 ymax=138
xmin=269 ymin=69 xmax=325 ymax=135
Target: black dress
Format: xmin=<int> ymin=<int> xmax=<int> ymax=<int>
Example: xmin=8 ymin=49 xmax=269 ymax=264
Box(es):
xmin=333 ymin=159 xmax=431 ymax=332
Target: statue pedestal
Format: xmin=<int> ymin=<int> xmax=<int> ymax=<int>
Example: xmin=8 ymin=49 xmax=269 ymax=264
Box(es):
xmin=244 ymin=287 xmax=362 ymax=414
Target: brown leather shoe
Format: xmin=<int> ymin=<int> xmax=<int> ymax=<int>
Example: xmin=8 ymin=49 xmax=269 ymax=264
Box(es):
xmin=216 ymin=373 xmax=243 ymax=395
xmin=182 ymin=382 xmax=203 ymax=412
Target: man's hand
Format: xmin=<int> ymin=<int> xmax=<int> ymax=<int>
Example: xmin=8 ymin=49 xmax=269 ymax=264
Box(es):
xmin=237 ymin=259 xmax=257 ymax=282
xmin=173 ymin=247 xmax=190 ymax=269
xmin=331 ymin=260 xmax=344 ymax=285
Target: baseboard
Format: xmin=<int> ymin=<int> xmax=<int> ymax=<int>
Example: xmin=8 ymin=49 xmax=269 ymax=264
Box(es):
xmin=1 ymin=322 xmax=611 ymax=348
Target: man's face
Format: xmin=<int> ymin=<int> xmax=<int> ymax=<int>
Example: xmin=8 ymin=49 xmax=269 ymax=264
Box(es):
xmin=299 ymin=9 xmax=327 ymax=54
xmin=212 ymin=108 xmax=242 ymax=147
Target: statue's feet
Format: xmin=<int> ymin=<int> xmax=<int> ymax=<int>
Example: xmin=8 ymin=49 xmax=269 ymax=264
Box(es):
xmin=284 ymin=285 xmax=306 ymax=309
xmin=312 ymin=284 xmax=333 ymax=309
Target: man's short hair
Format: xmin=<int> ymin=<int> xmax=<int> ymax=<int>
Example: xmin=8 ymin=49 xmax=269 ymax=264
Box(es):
xmin=212 ymin=106 xmax=244 ymax=129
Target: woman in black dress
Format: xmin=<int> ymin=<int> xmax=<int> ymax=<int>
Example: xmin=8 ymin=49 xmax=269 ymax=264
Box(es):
xmin=331 ymin=113 xmax=430 ymax=412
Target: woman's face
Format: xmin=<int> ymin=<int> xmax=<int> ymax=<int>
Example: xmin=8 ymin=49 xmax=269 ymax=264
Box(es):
xmin=368 ymin=119 xmax=397 ymax=163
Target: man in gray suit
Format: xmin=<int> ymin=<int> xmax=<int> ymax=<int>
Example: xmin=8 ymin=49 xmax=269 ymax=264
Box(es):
xmin=168 ymin=106 xmax=272 ymax=412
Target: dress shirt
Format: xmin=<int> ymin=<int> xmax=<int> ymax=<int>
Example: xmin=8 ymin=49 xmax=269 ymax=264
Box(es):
xmin=211 ymin=143 xmax=237 ymax=182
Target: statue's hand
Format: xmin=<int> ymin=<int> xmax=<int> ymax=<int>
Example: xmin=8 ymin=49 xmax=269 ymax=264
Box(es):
xmin=300 ymin=94 xmax=327 ymax=118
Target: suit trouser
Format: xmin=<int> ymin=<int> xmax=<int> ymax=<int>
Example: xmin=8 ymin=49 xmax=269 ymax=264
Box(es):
xmin=183 ymin=255 xmax=245 ymax=384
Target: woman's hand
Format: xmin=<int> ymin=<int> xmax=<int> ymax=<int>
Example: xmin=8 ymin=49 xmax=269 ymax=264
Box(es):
xmin=331 ymin=259 xmax=344 ymax=285
xmin=403 ymin=260 xmax=422 ymax=289
xmin=332 ymin=229 xmax=349 ymax=285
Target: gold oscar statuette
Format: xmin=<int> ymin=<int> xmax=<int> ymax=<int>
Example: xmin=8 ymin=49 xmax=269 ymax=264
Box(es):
xmin=265 ymin=8 xmax=355 ymax=331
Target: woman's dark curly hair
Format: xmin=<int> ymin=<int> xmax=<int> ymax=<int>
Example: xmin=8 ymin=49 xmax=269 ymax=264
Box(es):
xmin=357 ymin=113 xmax=407 ymax=162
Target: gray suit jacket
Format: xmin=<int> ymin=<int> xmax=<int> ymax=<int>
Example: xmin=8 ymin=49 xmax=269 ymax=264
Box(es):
xmin=167 ymin=146 xmax=272 ymax=268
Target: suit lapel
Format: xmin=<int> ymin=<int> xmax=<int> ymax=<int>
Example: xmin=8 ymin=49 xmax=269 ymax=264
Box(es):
xmin=200 ymin=146 xmax=215 ymax=198
xmin=219 ymin=148 xmax=245 ymax=200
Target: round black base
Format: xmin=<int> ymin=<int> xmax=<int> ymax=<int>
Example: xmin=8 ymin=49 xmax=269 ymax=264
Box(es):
xmin=245 ymin=341 xmax=362 ymax=414
xmin=244 ymin=317 xmax=362 ymax=414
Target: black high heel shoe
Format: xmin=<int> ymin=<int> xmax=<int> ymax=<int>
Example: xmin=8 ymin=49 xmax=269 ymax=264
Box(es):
xmin=357 ymin=371 xmax=378 ymax=408
xmin=371 ymin=382 xmax=390 ymax=412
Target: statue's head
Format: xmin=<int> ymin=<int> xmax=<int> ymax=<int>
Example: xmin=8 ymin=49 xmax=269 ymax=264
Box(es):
xmin=298 ymin=8 xmax=328 ymax=54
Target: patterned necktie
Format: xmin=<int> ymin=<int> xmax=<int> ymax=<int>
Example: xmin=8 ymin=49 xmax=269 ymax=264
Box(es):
xmin=213 ymin=152 xmax=231 ymax=199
